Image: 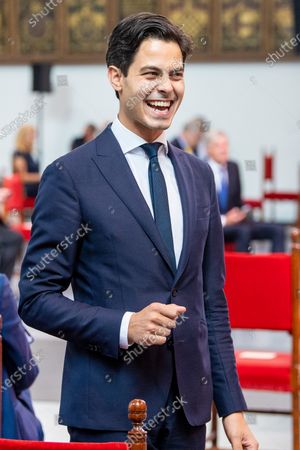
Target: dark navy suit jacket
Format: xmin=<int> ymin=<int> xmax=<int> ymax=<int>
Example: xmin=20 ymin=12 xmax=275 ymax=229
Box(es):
xmin=226 ymin=161 xmax=244 ymax=212
xmin=0 ymin=274 xmax=43 ymax=439
xmin=19 ymin=125 xmax=246 ymax=431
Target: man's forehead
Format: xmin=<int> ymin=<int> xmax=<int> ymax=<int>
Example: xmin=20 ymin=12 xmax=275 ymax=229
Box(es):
xmin=133 ymin=39 xmax=183 ymax=64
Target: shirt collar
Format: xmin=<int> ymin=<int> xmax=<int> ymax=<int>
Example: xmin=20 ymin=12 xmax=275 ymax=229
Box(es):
xmin=208 ymin=158 xmax=227 ymax=171
xmin=111 ymin=117 xmax=168 ymax=155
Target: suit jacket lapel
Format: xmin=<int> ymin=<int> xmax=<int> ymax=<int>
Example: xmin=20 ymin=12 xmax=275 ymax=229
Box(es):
xmin=91 ymin=127 xmax=176 ymax=275
xmin=167 ymin=144 xmax=196 ymax=284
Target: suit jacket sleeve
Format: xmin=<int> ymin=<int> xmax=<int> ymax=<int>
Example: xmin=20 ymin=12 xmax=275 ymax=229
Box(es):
xmin=228 ymin=161 xmax=244 ymax=210
xmin=1 ymin=274 xmax=38 ymax=393
xmin=203 ymin=166 xmax=247 ymax=417
xmin=18 ymin=162 xmax=124 ymax=360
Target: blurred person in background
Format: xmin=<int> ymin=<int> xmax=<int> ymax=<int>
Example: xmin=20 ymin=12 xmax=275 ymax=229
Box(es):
xmin=207 ymin=130 xmax=285 ymax=252
xmin=71 ymin=123 xmax=97 ymax=150
xmin=0 ymin=188 xmax=23 ymax=279
xmin=0 ymin=273 xmax=44 ymax=440
xmin=171 ymin=116 xmax=209 ymax=159
xmin=12 ymin=125 xmax=40 ymax=198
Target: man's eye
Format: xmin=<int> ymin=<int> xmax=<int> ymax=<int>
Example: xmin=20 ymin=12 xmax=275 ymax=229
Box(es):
xmin=144 ymin=72 xmax=158 ymax=76
xmin=171 ymin=71 xmax=183 ymax=78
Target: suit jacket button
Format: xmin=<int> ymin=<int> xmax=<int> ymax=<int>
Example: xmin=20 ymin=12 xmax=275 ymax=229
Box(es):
xmin=105 ymin=374 xmax=112 ymax=383
xmin=201 ymin=376 xmax=208 ymax=385
xmin=105 ymin=289 xmax=113 ymax=299
xmin=171 ymin=288 xmax=178 ymax=297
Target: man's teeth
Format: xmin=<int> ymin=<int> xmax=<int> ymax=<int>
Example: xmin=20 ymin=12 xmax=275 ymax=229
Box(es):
xmin=147 ymin=101 xmax=171 ymax=108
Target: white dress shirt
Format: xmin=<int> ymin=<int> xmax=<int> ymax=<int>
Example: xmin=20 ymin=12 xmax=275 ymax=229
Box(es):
xmin=110 ymin=117 xmax=183 ymax=349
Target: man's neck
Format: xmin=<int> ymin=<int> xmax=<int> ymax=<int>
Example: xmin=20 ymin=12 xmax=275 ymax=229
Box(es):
xmin=117 ymin=114 xmax=164 ymax=142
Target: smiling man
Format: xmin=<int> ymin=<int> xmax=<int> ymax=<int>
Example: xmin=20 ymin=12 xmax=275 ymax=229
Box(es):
xmin=19 ymin=12 xmax=258 ymax=450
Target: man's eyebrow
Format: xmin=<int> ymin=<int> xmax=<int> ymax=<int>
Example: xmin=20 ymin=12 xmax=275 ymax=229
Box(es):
xmin=139 ymin=64 xmax=185 ymax=73
xmin=170 ymin=65 xmax=184 ymax=72
xmin=140 ymin=66 xmax=162 ymax=72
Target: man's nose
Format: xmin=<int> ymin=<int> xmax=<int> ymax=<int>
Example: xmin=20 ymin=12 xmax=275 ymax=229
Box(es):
xmin=157 ymin=75 xmax=173 ymax=94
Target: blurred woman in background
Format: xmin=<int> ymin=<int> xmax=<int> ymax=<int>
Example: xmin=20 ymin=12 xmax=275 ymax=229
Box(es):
xmin=13 ymin=125 xmax=40 ymax=198
xmin=0 ymin=273 xmax=44 ymax=439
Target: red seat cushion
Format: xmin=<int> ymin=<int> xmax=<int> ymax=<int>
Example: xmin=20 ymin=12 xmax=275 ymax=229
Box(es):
xmin=235 ymin=350 xmax=291 ymax=392
xmin=3 ymin=174 xmax=24 ymax=211
xmin=24 ymin=196 xmax=36 ymax=208
xmin=225 ymin=253 xmax=292 ymax=331
xmin=0 ymin=440 xmax=128 ymax=449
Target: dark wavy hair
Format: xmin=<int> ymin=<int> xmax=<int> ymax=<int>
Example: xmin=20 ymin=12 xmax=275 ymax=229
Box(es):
xmin=106 ymin=12 xmax=193 ymax=93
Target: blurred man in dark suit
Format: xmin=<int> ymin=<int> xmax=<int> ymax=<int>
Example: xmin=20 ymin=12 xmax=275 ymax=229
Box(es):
xmin=171 ymin=116 xmax=209 ymax=159
xmin=71 ymin=123 xmax=97 ymax=150
xmin=207 ymin=131 xmax=285 ymax=252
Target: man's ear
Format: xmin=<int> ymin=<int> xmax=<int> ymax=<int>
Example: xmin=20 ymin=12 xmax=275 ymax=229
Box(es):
xmin=107 ymin=65 xmax=123 ymax=96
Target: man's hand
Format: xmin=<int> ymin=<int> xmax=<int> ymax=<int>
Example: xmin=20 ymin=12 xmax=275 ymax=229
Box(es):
xmin=223 ymin=412 xmax=259 ymax=450
xmin=128 ymin=302 xmax=186 ymax=346
xmin=225 ymin=208 xmax=247 ymax=226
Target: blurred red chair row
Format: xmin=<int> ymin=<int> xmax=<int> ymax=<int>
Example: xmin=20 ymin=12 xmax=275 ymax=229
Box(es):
xmin=2 ymin=174 xmax=34 ymax=241
xmin=10 ymin=222 xmax=32 ymax=242
xmin=262 ymin=153 xmax=300 ymax=225
xmin=211 ymin=229 xmax=300 ymax=450
xmin=234 ymin=154 xmax=300 ymax=226
xmin=3 ymin=174 xmax=35 ymax=219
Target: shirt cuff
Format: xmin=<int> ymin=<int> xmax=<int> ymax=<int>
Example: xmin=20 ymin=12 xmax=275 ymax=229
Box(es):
xmin=119 ymin=311 xmax=134 ymax=349
xmin=221 ymin=215 xmax=227 ymax=227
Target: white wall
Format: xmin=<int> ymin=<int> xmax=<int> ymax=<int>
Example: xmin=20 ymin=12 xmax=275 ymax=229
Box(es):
xmin=0 ymin=61 xmax=299 ymax=220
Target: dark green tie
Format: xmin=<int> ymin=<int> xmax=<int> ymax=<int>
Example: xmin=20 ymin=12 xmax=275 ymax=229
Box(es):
xmin=141 ymin=142 xmax=176 ymax=271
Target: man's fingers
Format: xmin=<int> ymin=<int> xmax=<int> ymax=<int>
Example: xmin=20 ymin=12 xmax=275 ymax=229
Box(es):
xmin=128 ymin=302 xmax=187 ymax=347
xmin=150 ymin=302 xmax=186 ymax=320
xmin=230 ymin=437 xmax=243 ymax=450
xmin=150 ymin=313 xmax=177 ymax=329
xmin=139 ymin=333 xmax=167 ymax=347
xmin=149 ymin=326 xmax=171 ymax=337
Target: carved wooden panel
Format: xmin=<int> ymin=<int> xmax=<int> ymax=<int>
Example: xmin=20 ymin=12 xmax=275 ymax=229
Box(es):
xmin=219 ymin=0 xmax=263 ymax=53
xmin=65 ymin=0 xmax=107 ymax=54
xmin=271 ymin=0 xmax=295 ymax=50
xmin=0 ymin=0 xmax=298 ymax=63
xmin=166 ymin=0 xmax=211 ymax=54
xmin=18 ymin=0 xmax=58 ymax=55
xmin=0 ymin=0 xmax=10 ymax=55
xmin=118 ymin=0 xmax=158 ymax=20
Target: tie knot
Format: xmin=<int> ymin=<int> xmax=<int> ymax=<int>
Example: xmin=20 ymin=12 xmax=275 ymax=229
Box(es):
xmin=141 ymin=142 xmax=161 ymax=159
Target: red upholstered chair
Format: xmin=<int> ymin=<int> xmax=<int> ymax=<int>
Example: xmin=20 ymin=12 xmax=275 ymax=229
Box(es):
xmin=0 ymin=317 xmax=147 ymax=449
xmin=2 ymin=175 xmax=34 ymax=241
xmin=262 ymin=152 xmax=300 ymax=224
xmin=0 ymin=397 xmax=146 ymax=449
xmin=0 ymin=442 xmax=127 ymax=449
xmin=3 ymin=174 xmax=35 ymax=220
xmin=211 ymin=229 xmax=300 ymax=450
xmin=23 ymin=197 xmax=36 ymax=209
xmin=3 ymin=174 xmax=24 ymax=215
xmin=10 ymin=222 xmax=32 ymax=242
